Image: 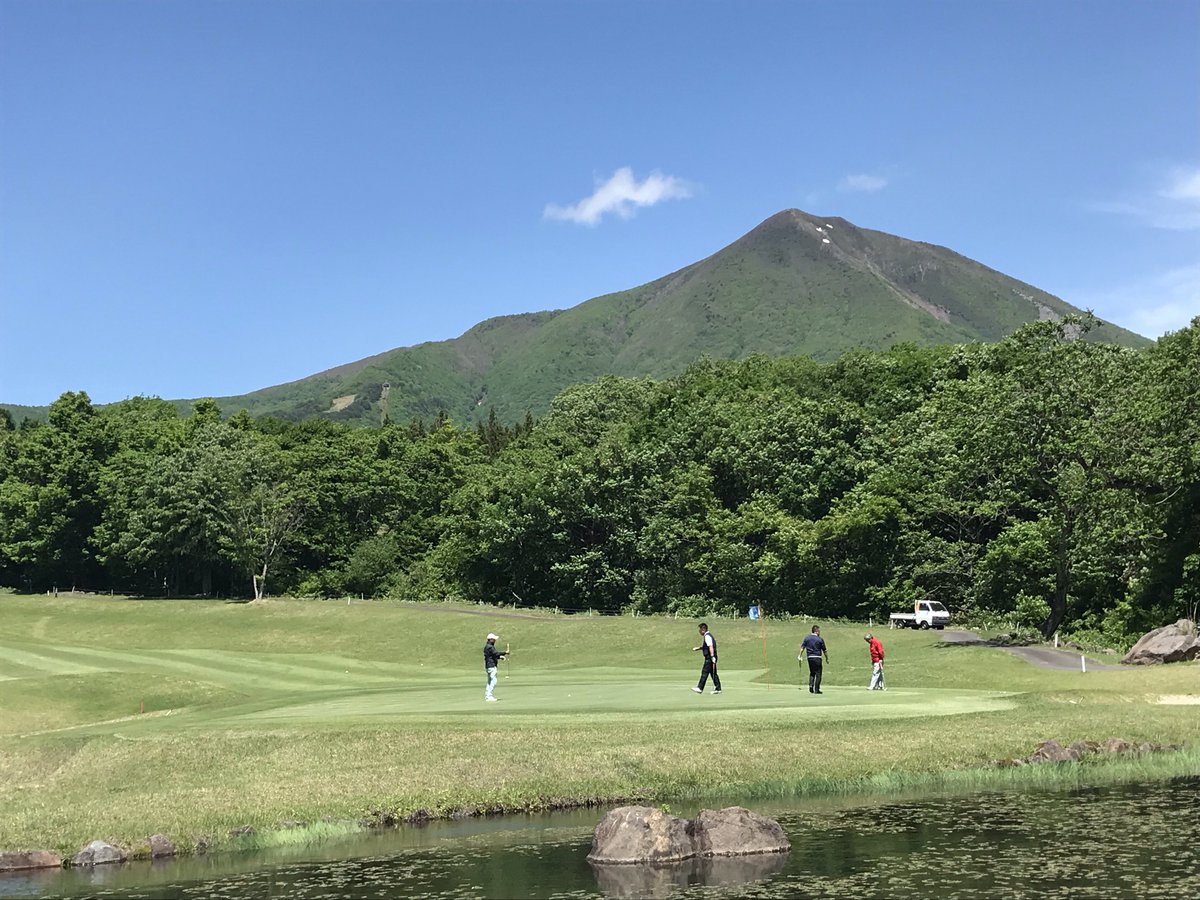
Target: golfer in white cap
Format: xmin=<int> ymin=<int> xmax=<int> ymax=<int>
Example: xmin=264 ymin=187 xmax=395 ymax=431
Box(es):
xmin=483 ymin=632 xmax=508 ymax=701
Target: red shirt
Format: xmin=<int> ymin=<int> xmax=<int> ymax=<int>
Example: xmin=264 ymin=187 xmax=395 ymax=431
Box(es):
xmin=868 ymin=638 xmax=884 ymax=663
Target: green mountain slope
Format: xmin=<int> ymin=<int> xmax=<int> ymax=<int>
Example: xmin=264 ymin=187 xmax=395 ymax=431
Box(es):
xmin=3 ymin=209 xmax=1149 ymax=425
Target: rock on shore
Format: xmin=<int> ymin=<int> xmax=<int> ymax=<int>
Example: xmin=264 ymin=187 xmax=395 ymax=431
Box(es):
xmin=1122 ymin=619 xmax=1200 ymax=665
xmin=0 ymin=850 xmax=62 ymax=872
xmin=71 ymin=840 xmax=124 ymax=866
xmin=996 ymin=738 xmax=1179 ymax=767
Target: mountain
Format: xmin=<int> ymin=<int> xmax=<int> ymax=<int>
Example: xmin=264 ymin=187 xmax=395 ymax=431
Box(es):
xmin=3 ymin=209 xmax=1150 ymax=426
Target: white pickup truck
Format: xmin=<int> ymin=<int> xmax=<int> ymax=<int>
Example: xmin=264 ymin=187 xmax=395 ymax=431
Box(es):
xmin=889 ymin=600 xmax=951 ymax=630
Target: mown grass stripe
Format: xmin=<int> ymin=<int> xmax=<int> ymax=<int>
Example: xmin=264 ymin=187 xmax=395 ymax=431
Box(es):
xmin=0 ymin=641 xmax=113 ymax=675
xmin=257 ymin=652 xmax=412 ymax=679
xmin=44 ymin=645 xmax=308 ymax=692
xmin=0 ymin=654 xmax=53 ymax=680
xmin=155 ymin=649 xmax=401 ymax=687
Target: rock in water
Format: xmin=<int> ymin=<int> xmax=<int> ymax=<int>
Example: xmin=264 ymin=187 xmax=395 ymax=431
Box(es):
xmin=587 ymin=805 xmax=790 ymax=864
xmin=587 ymin=806 xmax=697 ymax=864
xmin=692 ymin=806 xmax=791 ymax=857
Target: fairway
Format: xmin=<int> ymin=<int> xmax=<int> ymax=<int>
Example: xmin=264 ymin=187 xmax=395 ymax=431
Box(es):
xmin=1 ymin=596 xmax=1198 ymax=855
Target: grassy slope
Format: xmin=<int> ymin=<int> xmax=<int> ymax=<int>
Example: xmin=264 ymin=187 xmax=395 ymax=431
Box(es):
xmin=1 ymin=595 xmax=1197 ymax=854
xmin=0 ymin=403 xmax=50 ymax=426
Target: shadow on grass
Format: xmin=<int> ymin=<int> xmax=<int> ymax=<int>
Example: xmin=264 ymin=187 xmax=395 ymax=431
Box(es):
xmin=934 ymin=630 xmax=1042 ymax=650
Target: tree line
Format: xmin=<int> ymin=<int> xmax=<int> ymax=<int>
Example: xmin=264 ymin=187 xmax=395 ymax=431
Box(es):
xmin=1 ymin=317 xmax=1196 ymax=644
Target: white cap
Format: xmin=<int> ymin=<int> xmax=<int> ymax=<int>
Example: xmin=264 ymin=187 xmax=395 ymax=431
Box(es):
xmin=487 ymin=633 xmax=499 ymax=641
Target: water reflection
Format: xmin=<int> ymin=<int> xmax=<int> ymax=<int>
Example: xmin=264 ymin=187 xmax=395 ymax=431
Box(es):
xmin=4 ymin=777 xmax=1197 ymax=899
xmin=591 ymin=853 xmax=788 ymax=898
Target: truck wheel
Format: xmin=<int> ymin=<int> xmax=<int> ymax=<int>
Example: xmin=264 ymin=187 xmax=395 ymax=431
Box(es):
xmin=919 ymin=622 xmax=930 ymax=630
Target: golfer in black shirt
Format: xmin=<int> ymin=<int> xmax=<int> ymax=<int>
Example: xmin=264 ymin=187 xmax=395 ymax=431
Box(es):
xmin=484 ymin=632 xmax=507 ymax=702
xmin=692 ymin=623 xmax=722 ymax=694
xmin=800 ymin=625 xmax=829 ymax=694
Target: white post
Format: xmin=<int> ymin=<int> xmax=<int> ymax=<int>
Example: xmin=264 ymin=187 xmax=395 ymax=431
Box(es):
xmin=1054 ymin=633 xmax=1059 ymax=648
xmin=1081 ymin=654 xmax=1086 ymax=673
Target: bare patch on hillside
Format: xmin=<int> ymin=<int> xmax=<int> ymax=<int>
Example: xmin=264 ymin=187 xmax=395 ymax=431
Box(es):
xmin=327 ymin=395 xmax=356 ymax=413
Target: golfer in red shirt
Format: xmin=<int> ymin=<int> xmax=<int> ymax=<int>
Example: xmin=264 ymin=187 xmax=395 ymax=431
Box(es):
xmin=865 ymin=633 xmax=886 ymax=691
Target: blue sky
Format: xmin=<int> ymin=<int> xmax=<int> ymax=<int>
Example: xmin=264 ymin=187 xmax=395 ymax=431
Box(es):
xmin=1 ymin=0 xmax=1197 ymax=406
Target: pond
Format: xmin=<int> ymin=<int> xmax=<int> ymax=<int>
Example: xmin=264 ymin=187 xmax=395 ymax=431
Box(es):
xmin=5 ymin=777 xmax=1198 ymax=899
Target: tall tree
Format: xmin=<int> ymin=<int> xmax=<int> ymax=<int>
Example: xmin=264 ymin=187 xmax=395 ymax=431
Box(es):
xmin=0 ymin=392 xmax=108 ymax=590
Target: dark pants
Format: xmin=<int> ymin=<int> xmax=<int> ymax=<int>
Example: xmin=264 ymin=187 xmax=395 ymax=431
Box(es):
xmin=808 ymin=658 xmax=823 ymax=692
xmin=698 ymin=658 xmax=721 ymax=691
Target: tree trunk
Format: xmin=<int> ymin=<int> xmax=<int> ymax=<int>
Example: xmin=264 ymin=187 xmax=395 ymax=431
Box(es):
xmin=1043 ymin=541 xmax=1070 ymax=639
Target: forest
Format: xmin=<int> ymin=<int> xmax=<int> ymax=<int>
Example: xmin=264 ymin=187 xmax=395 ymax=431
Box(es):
xmin=2 ymin=317 xmax=1196 ymax=645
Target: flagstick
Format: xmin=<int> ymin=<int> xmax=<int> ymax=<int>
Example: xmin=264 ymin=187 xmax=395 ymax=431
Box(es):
xmin=759 ymin=605 xmax=771 ymax=690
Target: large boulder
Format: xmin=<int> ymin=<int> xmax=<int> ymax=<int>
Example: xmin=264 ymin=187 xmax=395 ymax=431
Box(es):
xmin=692 ymin=807 xmax=791 ymax=857
xmin=71 ymin=840 xmax=123 ymax=867
xmin=587 ymin=806 xmax=696 ymax=864
xmin=0 ymin=850 xmax=61 ymax=871
xmin=587 ymin=805 xmax=789 ymax=865
xmin=1122 ymin=619 xmax=1200 ymax=665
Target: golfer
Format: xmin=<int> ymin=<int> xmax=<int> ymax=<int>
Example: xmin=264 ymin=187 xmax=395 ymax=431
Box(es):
xmin=800 ymin=625 xmax=829 ymax=694
xmin=865 ymin=632 xmax=886 ymax=690
xmin=483 ymin=632 xmax=507 ymax=702
xmin=692 ymin=623 xmax=722 ymax=694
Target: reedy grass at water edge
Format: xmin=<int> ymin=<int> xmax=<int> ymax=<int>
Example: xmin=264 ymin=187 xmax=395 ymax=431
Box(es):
xmin=704 ymin=744 xmax=1200 ymax=802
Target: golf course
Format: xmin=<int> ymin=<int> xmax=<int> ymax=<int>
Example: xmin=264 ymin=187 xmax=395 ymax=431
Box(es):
xmin=2 ymin=595 xmax=1198 ymax=857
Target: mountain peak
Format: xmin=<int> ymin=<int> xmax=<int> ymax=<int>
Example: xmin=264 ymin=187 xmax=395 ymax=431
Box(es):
xmin=740 ymin=208 xmax=856 ymax=244
xmin=2 ymin=211 xmax=1151 ymax=426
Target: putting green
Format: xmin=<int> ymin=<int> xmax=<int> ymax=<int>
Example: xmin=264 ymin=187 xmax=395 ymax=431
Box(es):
xmin=0 ymin=633 xmax=1014 ymax=735
xmin=227 ymin=668 xmax=1012 ymax=724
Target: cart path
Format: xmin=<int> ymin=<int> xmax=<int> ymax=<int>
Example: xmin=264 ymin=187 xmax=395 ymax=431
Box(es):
xmin=940 ymin=630 xmax=1125 ymax=671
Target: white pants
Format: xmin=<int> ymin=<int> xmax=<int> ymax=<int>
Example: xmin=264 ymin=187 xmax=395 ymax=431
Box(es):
xmin=485 ymin=666 xmax=498 ymax=699
xmin=870 ymin=661 xmax=885 ymax=690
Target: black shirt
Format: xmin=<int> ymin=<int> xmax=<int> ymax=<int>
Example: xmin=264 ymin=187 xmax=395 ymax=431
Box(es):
xmin=484 ymin=643 xmax=505 ymax=670
xmin=801 ymin=634 xmax=826 ymax=659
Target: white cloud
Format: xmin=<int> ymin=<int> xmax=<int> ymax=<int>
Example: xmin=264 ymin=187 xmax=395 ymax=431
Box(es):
xmin=544 ymin=167 xmax=693 ymax=225
xmin=1079 ymin=264 xmax=1200 ymax=337
xmin=1093 ymin=163 xmax=1200 ymax=230
xmin=839 ymin=173 xmax=888 ymax=193
xmin=1161 ymin=166 xmax=1200 ymax=203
